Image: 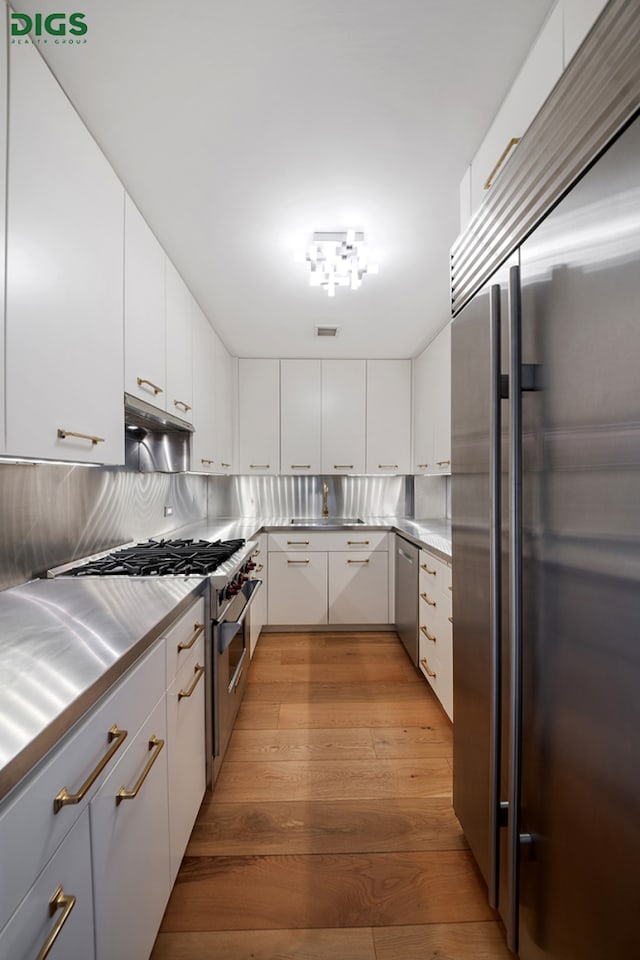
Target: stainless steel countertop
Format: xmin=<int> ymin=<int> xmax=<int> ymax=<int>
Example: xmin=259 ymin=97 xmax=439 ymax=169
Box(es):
xmin=0 ymin=577 xmax=205 ymax=802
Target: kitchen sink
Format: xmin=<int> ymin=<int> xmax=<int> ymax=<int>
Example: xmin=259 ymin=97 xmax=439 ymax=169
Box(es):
xmin=289 ymin=517 xmax=364 ymax=527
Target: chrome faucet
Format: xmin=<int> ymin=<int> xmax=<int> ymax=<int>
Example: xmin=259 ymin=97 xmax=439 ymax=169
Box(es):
xmin=322 ymin=481 xmax=329 ymax=518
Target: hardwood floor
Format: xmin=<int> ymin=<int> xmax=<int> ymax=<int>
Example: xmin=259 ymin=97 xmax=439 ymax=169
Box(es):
xmin=151 ymin=631 xmax=511 ymax=960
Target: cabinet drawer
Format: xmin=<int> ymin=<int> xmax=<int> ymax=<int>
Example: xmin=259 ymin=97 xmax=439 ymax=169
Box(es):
xmin=0 ymin=809 xmax=94 ymax=960
xmin=0 ymin=639 xmax=165 ymax=930
xmin=419 ymin=550 xmax=452 ymax=604
xmin=268 ymin=532 xmax=326 ymax=552
xmin=268 ymin=531 xmax=388 ymax=552
xmin=418 ymin=638 xmax=453 ymax=721
xmin=164 ymin=597 xmax=206 ymax=683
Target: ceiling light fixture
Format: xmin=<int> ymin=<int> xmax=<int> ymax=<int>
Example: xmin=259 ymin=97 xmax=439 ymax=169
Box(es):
xmin=301 ymin=230 xmax=379 ymax=297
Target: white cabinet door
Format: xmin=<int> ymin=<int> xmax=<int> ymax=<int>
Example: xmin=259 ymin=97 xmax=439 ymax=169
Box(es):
xmin=412 ymin=345 xmax=433 ymax=473
xmin=268 ymin=553 xmax=328 ymax=625
xmin=321 ymin=359 xmax=366 ymax=474
xmin=213 ymin=331 xmax=235 ymax=473
xmin=238 ymin=359 xmax=279 ymax=474
xmin=280 ymin=359 xmax=322 ymax=475
xmin=166 ymin=638 xmax=206 ymax=885
xmin=0 ymin=810 xmax=94 ymax=960
xmin=366 ymin=359 xmax=411 ymax=474
xmin=431 ymin=325 xmax=451 ymax=474
xmin=5 ymin=42 xmax=124 ymax=464
xmin=469 ymin=3 xmax=563 ymax=218
xmin=91 ymin=696 xmax=170 ymax=960
xmin=191 ymin=306 xmax=217 ymax=472
xmin=165 ymin=258 xmax=194 ymax=424
xmin=0 ymin=10 xmax=6 ymax=453
xmin=124 ymin=195 xmax=166 ymax=407
xmin=328 ymin=551 xmax=389 ymax=624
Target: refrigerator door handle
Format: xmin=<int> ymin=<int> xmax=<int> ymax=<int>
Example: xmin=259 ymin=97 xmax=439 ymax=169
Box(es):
xmin=506 ymin=263 xmax=523 ymax=954
xmin=488 ymin=283 xmax=503 ymax=910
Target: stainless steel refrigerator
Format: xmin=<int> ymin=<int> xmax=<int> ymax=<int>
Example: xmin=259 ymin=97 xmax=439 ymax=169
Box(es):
xmin=452 ymin=113 xmax=640 ymax=958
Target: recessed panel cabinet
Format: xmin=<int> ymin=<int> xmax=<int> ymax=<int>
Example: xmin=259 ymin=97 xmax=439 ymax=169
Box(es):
xmin=5 ymin=41 xmax=124 ymax=464
xmin=280 ymin=359 xmax=322 ymax=475
xmin=366 ymin=359 xmax=411 ymax=474
xmin=321 ymin=359 xmax=366 ymax=474
xmin=238 ymin=359 xmax=280 ymax=475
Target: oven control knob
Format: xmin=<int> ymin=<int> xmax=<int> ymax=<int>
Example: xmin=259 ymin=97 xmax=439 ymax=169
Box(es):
xmin=245 ymin=561 xmax=256 ymax=571
xmin=226 ymin=581 xmax=240 ymax=598
xmin=238 ymin=573 xmax=249 ymax=584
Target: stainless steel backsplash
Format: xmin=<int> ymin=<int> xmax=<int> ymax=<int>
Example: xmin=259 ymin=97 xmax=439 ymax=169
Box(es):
xmin=0 ymin=464 xmax=207 ymax=591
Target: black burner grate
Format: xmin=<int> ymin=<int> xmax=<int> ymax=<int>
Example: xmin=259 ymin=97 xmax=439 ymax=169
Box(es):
xmin=64 ymin=538 xmax=246 ymax=577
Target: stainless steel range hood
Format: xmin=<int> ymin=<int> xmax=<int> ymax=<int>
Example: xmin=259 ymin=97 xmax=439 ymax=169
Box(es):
xmin=124 ymin=393 xmax=192 ymax=472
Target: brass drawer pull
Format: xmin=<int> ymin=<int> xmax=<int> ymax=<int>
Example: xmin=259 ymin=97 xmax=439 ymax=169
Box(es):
xmin=34 ymin=886 xmax=77 ymax=960
xmin=287 ymin=540 xmax=310 ymax=545
xmin=421 ymin=563 xmax=436 ymax=575
xmin=417 ymin=463 xmax=429 ymax=469
xmin=252 ymin=548 xmax=261 ymax=557
xmin=420 ymin=592 xmax=436 ymax=607
xmin=291 ymin=464 xmax=311 ymax=469
xmin=333 ymin=464 xmax=354 ymax=469
xmin=484 ymin=137 xmax=521 ymax=190
xmin=57 ymin=429 xmax=104 ymax=447
xmin=178 ymin=664 xmax=205 ymax=700
xmin=137 ymin=377 xmax=163 ymax=395
xmin=420 ymin=625 xmax=436 ymax=643
xmin=221 ymin=462 xmax=231 ymax=468
xmin=448 ymin=616 xmax=454 ymax=624
xmin=116 ymin=736 xmax=164 ymax=805
xmin=173 ymin=399 xmax=192 ymax=413
xmin=201 ymin=458 xmax=214 ymax=466
xmin=177 ymin=621 xmax=205 ymax=651
xmin=288 ymin=559 xmax=310 ymax=564
xmin=54 ymin=725 xmax=127 ymax=813
xmin=436 ymin=459 xmax=451 ymax=467
xmin=249 ymin=464 xmax=270 ymax=469
xmin=420 ymin=657 xmax=437 ymax=678
xmin=378 ymin=464 xmax=398 ymax=469
xmin=255 ymin=563 xmax=264 ymax=573
xmin=347 ymin=558 xmax=369 ymax=564
xmin=347 ymin=540 xmax=370 ymax=545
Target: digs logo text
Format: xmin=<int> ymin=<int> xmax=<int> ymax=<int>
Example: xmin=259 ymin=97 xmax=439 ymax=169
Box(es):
xmin=11 ymin=12 xmax=88 ymax=40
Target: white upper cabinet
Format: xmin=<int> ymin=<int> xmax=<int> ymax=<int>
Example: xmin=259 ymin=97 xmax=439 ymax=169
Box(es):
xmin=191 ymin=305 xmax=216 ymax=473
xmin=280 ymin=360 xmax=322 ymax=475
xmin=366 ymin=360 xmax=411 ymax=474
xmin=5 ymin=42 xmax=124 ymax=464
xmin=238 ymin=359 xmax=279 ymax=474
xmin=0 ymin=11 xmax=6 ymax=454
xmin=562 ymin=0 xmax=608 ymax=65
xmin=213 ymin=331 xmax=235 ymax=473
xmin=413 ymin=325 xmax=451 ymax=475
xmin=321 ymin=359 xmax=366 ymax=474
xmin=165 ymin=259 xmax=194 ymax=424
xmin=124 ymin=196 xmax=166 ymax=407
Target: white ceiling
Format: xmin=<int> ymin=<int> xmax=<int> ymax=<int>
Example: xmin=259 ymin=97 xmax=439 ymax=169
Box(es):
xmin=22 ymin=0 xmax=555 ymax=358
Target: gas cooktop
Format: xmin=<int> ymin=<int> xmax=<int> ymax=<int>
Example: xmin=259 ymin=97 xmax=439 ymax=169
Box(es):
xmin=53 ymin=538 xmax=246 ymax=578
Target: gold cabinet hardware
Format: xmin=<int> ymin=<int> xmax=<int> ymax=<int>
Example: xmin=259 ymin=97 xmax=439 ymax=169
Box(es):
xmin=115 ymin=735 xmax=164 ymax=805
xmin=291 ymin=464 xmax=311 ymax=469
xmin=417 ymin=463 xmax=429 ymax=469
xmin=347 ymin=558 xmax=370 ymax=564
xmin=421 ymin=563 xmax=436 ymax=575
xmin=287 ymin=559 xmax=310 ymax=564
xmin=178 ymin=663 xmax=205 ymax=700
xmin=448 ymin=616 xmax=454 ymax=624
xmin=173 ymin=399 xmax=192 ymax=412
xmin=54 ymin=725 xmax=127 ymax=813
xmin=347 ymin=540 xmax=370 ymax=545
xmin=484 ymin=137 xmax=521 ymax=190
xmin=420 ymin=592 xmax=436 ymax=607
xmin=252 ymin=548 xmax=261 ymax=557
xmin=201 ymin=458 xmax=214 ymax=465
xmin=420 ymin=625 xmax=436 ymax=642
xmin=378 ymin=464 xmax=398 ymax=469
xmin=334 ymin=464 xmax=354 ymax=469
xmin=57 ymin=429 xmax=104 ymax=446
xmin=448 ymin=585 xmax=452 ymax=592
xmin=255 ymin=563 xmax=264 ymax=572
xmin=287 ymin=540 xmax=310 ymax=545
xmin=221 ymin=462 xmax=231 ymax=468
xmin=136 ymin=377 xmax=163 ymax=395
xmin=34 ymin=886 xmax=77 ymax=960
xmin=177 ymin=621 xmax=205 ymax=652
xmin=436 ymin=459 xmax=451 ymax=467
xmin=420 ymin=657 xmax=437 ymax=678
xmin=249 ymin=464 xmax=270 ymax=469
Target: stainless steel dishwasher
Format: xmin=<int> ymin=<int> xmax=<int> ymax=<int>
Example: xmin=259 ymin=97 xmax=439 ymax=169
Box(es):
xmin=395 ymin=536 xmax=418 ymax=666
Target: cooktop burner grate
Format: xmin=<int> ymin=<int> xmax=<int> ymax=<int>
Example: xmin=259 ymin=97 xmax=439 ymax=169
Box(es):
xmin=62 ymin=538 xmax=246 ymax=577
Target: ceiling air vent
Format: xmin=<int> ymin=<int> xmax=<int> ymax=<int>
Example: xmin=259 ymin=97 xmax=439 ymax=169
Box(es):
xmin=315 ymin=325 xmax=340 ymax=338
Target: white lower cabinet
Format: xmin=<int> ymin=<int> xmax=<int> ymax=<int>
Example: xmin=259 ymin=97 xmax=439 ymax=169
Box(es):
xmin=328 ymin=552 xmax=389 ymax=624
xmin=418 ymin=550 xmax=453 ymax=720
xmin=0 ymin=809 xmax=94 ymax=960
xmin=268 ymin=552 xmax=328 ymax=625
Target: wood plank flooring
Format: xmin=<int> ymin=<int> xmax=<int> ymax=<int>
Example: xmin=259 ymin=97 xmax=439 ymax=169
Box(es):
xmin=151 ymin=631 xmax=511 ymax=960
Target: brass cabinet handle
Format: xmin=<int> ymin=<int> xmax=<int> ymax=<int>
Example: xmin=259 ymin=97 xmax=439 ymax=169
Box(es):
xmin=378 ymin=464 xmax=398 ymax=469
xmin=288 ymin=559 xmax=310 ymax=564
xmin=287 ymin=540 xmax=310 ymax=545
xmin=252 ymin=548 xmax=261 ymax=557
xmin=173 ymin=399 xmax=192 ymax=412
xmin=484 ymin=137 xmax=522 ymax=190
xmin=436 ymin=459 xmax=451 ymax=467
xmin=333 ymin=464 xmax=354 ymax=469
xmin=201 ymin=458 xmax=215 ymax=466
xmin=448 ymin=616 xmax=454 ymax=624
xmin=177 ymin=621 xmax=205 ymax=652
xmin=221 ymin=462 xmax=231 ymax=468
xmin=420 ymin=592 xmax=436 ymax=607
xmin=57 ymin=429 xmax=104 ymax=447
xmin=421 ymin=563 xmax=436 ymax=575
xmin=116 ymin=735 xmax=164 ymax=805
xmin=137 ymin=377 xmax=163 ymax=395
xmin=417 ymin=463 xmax=429 ymax=468
xmin=34 ymin=886 xmax=77 ymax=960
xmin=347 ymin=558 xmax=369 ymax=564
xmin=420 ymin=625 xmax=437 ymax=643
xmin=347 ymin=540 xmax=370 ymax=545
xmin=420 ymin=657 xmax=437 ymax=678
xmin=255 ymin=563 xmax=264 ymax=573
xmin=178 ymin=663 xmax=205 ymax=700
xmin=54 ymin=725 xmax=127 ymax=813
xmin=291 ymin=464 xmax=311 ymax=469
xmin=448 ymin=585 xmax=452 ymax=592
xmin=249 ymin=464 xmax=270 ymax=468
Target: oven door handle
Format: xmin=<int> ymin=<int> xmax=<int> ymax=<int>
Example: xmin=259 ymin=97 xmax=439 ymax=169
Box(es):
xmin=218 ymin=578 xmax=263 ymax=653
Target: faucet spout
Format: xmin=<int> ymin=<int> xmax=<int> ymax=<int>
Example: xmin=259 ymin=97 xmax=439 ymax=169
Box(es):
xmin=322 ymin=481 xmax=329 ymax=518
